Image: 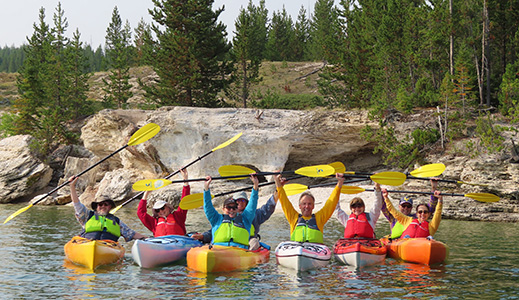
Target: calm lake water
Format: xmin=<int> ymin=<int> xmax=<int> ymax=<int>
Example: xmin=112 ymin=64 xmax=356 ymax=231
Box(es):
xmin=0 ymin=203 xmax=518 ymax=299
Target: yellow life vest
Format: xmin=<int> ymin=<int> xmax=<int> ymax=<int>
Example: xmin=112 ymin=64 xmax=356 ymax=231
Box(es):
xmin=213 ymin=214 xmax=250 ymax=247
xmin=391 ymin=221 xmax=405 ymax=239
xmin=84 ymin=212 xmax=121 ymax=241
xmin=291 ymin=214 xmax=323 ymax=244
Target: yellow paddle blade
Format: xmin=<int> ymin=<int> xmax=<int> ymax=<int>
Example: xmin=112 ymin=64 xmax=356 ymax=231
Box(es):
xmin=466 ymin=193 xmax=500 ymax=203
xmin=284 ymin=183 xmax=310 ymax=196
xmin=109 ymin=205 xmax=122 ymax=214
xmin=179 ymin=193 xmax=209 ymax=210
xmin=218 ymin=165 xmax=254 ymax=180
xmin=370 ymin=171 xmax=407 ymax=186
xmin=132 ymin=179 xmax=172 ymax=191
xmin=4 ymin=204 xmax=33 ymax=224
xmin=329 ymin=162 xmax=346 ymax=174
xmin=340 ymin=186 xmax=366 ymax=194
xmin=212 ymin=132 xmax=243 ymax=151
xmin=295 ymin=164 xmax=335 ymax=177
xmin=128 ymin=123 xmax=161 ymax=146
xmin=409 ymin=163 xmax=446 ymax=178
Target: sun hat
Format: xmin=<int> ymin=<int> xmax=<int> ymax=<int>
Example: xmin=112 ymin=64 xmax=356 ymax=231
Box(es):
xmin=153 ymin=200 xmax=168 ymax=210
xmin=91 ymin=195 xmax=116 ymax=210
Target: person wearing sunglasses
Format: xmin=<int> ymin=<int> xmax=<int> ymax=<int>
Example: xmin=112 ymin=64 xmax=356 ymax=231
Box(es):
xmin=274 ymin=173 xmax=345 ymax=244
xmin=382 ymin=186 xmax=443 ymax=239
xmin=137 ymin=168 xmax=190 ymax=237
xmin=381 ymin=179 xmax=440 ymax=239
xmin=203 ymin=174 xmax=259 ymax=249
xmin=68 ymin=176 xmax=146 ymax=242
xmin=335 ymin=182 xmax=383 ymax=239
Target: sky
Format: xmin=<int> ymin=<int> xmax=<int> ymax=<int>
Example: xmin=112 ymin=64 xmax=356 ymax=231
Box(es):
xmin=0 ymin=0 xmax=322 ymax=48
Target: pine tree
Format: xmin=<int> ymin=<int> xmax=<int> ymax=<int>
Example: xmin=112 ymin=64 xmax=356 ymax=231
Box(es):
xmin=293 ymin=6 xmax=311 ymax=61
xmin=229 ymin=0 xmax=267 ymax=107
xmin=309 ymin=0 xmax=341 ymax=62
xmin=265 ymin=7 xmax=296 ymax=61
xmin=103 ymin=6 xmax=133 ymax=109
xmin=67 ymin=29 xmax=92 ymax=118
xmin=143 ymin=0 xmax=232 ymax=107
xmin=134 ymin=18 xmax=154 ymax=66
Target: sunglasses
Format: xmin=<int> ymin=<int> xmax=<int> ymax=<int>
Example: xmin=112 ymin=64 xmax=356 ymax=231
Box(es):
xmin=417 ymin=210 xmax=429 ymax=214
xmin=97 ymin=201 xmax=111 ymax=207
xmin=157 ymin=206 xmax=167 ymax=211
xmin=401 ymin=204 xmax=412 ymax=209
xmin=351 ymin=204 xmax=364 ymax=208
xmin=225 ymin=206 xmax=238 ymax=210
xmin=235 ymin=199 xmax=247 ymax=203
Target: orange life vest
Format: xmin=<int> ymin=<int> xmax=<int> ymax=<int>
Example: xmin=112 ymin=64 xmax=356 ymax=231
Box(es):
xmin=155 ymin=214 xmax=186 ymax=237
xmin=343 ymin=212 xmax=375 ymax=238
xmin=401 ymin=219 xmax=430 ymax=238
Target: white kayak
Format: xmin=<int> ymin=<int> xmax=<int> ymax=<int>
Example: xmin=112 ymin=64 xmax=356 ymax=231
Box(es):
xmin=275 ymin=241 xmax=331 ymax=272
xmin=132 ymin=235 xmax=202 ymax=268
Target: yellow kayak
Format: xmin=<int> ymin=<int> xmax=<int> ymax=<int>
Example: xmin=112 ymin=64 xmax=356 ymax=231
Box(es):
xmin=64 ymin=236 xmax=125 ymax=270
xmin=186 ymin=244 xmax=270 ymax=273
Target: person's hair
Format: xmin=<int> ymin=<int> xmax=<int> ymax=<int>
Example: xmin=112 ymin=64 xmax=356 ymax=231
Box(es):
xmin=416 ymin=202 xmax=430 ymax=213
xmin=299 ymin=191 xmax=315 ymax=204
xmin=152 ymin=203 xmax=174 ymax=218
xmin=350 ymin=197 xmax=365 ymax=208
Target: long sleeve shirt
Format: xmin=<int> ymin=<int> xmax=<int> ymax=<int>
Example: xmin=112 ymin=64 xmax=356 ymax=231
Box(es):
xmin=383 ymin=196 xmax=443 ymax=236
xmin=381 ymin=194 xmax=439 ymax=230
xmin=73 ymin=201 xmax=136 ymax=242
xmin=277 ymin=184 xmax=342 ymax=236
xmin=137 ymin=185 xmax=190 ymax=235
xmin=204 ymin=188 xmax=258 ymax=246
xmin=335 ymin=189 xmax=383 ymax=230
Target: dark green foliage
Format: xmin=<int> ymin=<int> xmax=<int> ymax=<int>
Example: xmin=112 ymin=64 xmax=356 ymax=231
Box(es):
xmin=228 ymin=0 xmax=268 ymax=108
xmin=264 ymin=7 xmax=296 ymax=61
xmin=6 ymin=4 xmax=90 ymax=155
xmin=102 ymin=6 xmax=133 ymax=109
xmin=361 ymin=122 xmax=440 ymax=168
xmin=143 ymin=0 xmax=232 ymax=107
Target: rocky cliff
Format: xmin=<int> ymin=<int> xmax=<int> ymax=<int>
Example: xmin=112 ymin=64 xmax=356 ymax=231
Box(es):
xmin=1 ymin=107 xmax=518 ymax=222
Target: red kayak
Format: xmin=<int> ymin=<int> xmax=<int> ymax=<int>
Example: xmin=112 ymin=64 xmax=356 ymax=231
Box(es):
xmin=383 ymin=237 xmax=448 ymax=265
xmin=333 ymin=238 xmax=387 ymax=268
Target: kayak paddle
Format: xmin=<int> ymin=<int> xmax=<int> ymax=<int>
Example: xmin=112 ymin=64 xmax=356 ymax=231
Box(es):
xmin=4 ymin=123 xmax=161 ymax=224
xmin=132 ymin=164 xmax=336 ymax=192
xmin=339 ymin=186 xmax=500 ymax=202
xmin=110 ymin=132 xmax=243 ymax=214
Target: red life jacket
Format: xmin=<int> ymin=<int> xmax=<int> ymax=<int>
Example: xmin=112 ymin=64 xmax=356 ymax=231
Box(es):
xmin=154 ymin=213 xmax=186 ymax=237
xmin=401 ymin=219 xmax=430 ymax=238
xmin=344 ymin=212 xmax=375 ymax=238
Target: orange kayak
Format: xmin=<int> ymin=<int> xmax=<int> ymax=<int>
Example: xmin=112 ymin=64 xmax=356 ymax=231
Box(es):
xmin=333 ymin=238 xmax=387 ymax=268
xmin=383 ymin=237 xmax=448 ymax=265
xmin=64 ymin=236 xmax=125 ymax=270
xmin=186 ymin=244 xmax=270 ymax=273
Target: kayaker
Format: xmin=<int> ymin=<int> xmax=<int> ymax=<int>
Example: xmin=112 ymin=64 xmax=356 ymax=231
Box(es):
xmin=203 ymin=174 xmax=259 ymax=249
xmin=274 ymin=173 xmax=345 ymax=244
xmin=137 ymin=168 xmax=190 ymax=237
xmin=382 ymin=188 xmax=443 ymax=239
xmin=335 ymin=182 xmax=383 ymax=239
xmin=381 ymin=179 xmax=440 ymax=239
xmin=191 ymin=189 xmax=280 ymax=250
xmin=68 ymin=176 xmax=146 ymax=242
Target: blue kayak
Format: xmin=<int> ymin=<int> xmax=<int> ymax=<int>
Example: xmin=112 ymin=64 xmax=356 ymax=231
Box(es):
xmin=132 ymin=235 xmax=202 ymax=268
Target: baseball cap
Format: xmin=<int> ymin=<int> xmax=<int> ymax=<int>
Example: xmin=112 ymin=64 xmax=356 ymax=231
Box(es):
xmin=232 ymin=191 xmax=248 ymax=202
xmin=399 ymin=196 xmax=414 ymax=205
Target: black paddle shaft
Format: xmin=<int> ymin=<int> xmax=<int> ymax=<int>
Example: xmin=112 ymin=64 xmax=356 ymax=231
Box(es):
xmin=33 ymin=143 xmax=130 ymax=206
xmin=118 ymin=150 xmax=215 ymax=208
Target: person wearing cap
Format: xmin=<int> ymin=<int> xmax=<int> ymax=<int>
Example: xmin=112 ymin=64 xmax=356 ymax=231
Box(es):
xmin=335 ymin=182 xmax=383 ymax=239
xmin=191 ymin=189 xmax=279 ymax=251
xmin=68 ymin=176 xmax=146 ymax=242
xmin=137 ymin=168 xmax=190 ymax=237
xmin=274 ymin=173 xmax=345 ymax=244
xmin=381 ymin=179 xmax=440 ymax=239
xmin=202 ymin=174 xmax=259 ymax=249
xmin=382 ymin=186 xmax=443 ymax=239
